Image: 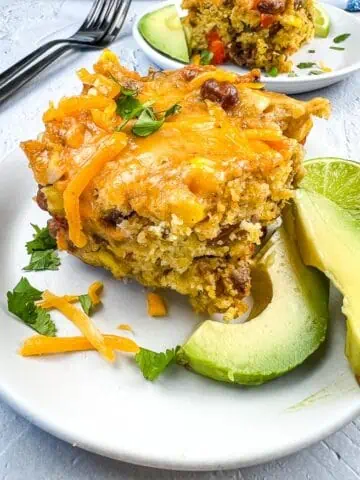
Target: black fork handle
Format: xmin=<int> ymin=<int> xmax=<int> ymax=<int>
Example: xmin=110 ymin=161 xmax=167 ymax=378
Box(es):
xmin=0 ymin=44 xmax=73 ymax=106
xmin=0 ymin=42 xmax=103 ymax=107
xmin=0 ymin=38 xmax=101 ymax=90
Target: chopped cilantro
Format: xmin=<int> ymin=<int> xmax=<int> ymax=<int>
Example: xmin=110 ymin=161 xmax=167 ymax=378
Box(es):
xmin=308 ymin=70 xmax=323 ymax=75
xmin=308 ymin=49 xmax=315 ymax=53
xmin=79 ymin=294 xmax=93 ymax=316
xmin=132 ymin=108 xmax=163 ymax=137
xmin=7 ymin=277 xmax=56 ymax=336
xmin=163 ymin=103 xmax=182 ymax=119
xmin=132 ymin=104 xmax=181 ymax=138
xmin=330 ymin=46 xmax=345 ymax=51
xmin=199 ymin=50 xmax=214 ymax=65
xmin=116 ymin=95 xmax=144 ymax=120
xmin=135 ymin=346 xmax=180 ymax=381
xmin=26 ymin=224 xmax=56 ymax=254
xmin=24 ymin=224 xmax=60 ymax=271
xmin=23 ymin=249 xmax=61 ymax=272
xmin=288 ymin=72 xmax=298 ymax=77
xmin=120 ymin=86 xmax=138 ymax=96
xmin=267 ymin=66 xmax=278 ymax=77
xmin=333 ymin=33 xmax=351 ymax=44
xmin=297 ymin=62 xmax=317 ymax=69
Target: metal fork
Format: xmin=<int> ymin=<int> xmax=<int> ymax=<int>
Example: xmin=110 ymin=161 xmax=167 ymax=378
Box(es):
xmin=0 ymin=0 xmax=131 ymax=105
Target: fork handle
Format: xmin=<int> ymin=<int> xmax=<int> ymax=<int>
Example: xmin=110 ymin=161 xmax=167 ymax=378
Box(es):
xmin=0 ymin=40 xmax=66 ymax=89
xmin=0 ymin=37 xmax=102 ymax=89
xmin=0 ymin=44 xmax=72 ymax=106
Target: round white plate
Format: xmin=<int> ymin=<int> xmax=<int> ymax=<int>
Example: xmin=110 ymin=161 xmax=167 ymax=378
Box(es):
xmin=0 ymin=147 xmax=360 ymax=471
xmin=133 ymin=2 xmax=360 ymax=94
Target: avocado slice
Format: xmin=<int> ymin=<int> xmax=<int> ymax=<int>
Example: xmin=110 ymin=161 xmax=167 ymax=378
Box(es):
xmin=138 ymin=5 xmax=190 ymax=63
xmin=178 ymin=209 xmax=329 ymax=385
xmin=294 ymin=188 xmax=360 ymax=376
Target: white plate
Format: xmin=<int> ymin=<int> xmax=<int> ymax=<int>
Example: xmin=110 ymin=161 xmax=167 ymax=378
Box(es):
xmin=0 ymin=147 xmax=360 ymax=471
xmin=133 ymin=2 xmax=360 ymax=94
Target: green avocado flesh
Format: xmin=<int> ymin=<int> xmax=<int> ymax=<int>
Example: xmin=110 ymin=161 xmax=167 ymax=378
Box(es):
xmin=138 ymin=5 xmax=190 ymax=63
xmin=178 ymin=210 xmax=329 ymax=385
xmin=294 ymin=188 xmax=360 ymax=376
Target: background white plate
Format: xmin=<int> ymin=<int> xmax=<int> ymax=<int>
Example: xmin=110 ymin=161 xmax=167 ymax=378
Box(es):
xmin=0 ymin=147 xmax=360 ymax=471
xmin=133 ymin=2 xmax=360 ymax=94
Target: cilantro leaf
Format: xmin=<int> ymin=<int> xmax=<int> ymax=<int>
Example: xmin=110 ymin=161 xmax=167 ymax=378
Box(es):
xmin=330 ymin=46 xmax=345 ymax=51
xmin=267 ymin=66 xmax=279 ymax=77
xmin=7 ymin=277 xmax=56 ymax=336
xmin=23 ymin=250 xmax=61 ymax=271
xmin=132 ymin=104 xmax=181 ymax=138
xmin=164 ymin=104 xmax=182 ymax=119
xmin=79 ymin=294 xmax=93 ymax=316
xmin=333 ymin=33 xmax=351 ymax=44
xmin=200 ymin=50 xmax=213 ymax=65
xmin=121 ymin=86 xmax=138 ymax=96
xmin=31 ymin=307 xmax=57 ymax=336
xmin=135 ymin=346 xmax=180 ymax=381
xmin=116 ymin=95 xmax=144 ymax=120
xmin=297 ymin=62 xmax=317 ymax=69
xmin=132 ymin=108 xmax=164 ymax=137
xmin=26 ymin=224 xmax=56 ymax=254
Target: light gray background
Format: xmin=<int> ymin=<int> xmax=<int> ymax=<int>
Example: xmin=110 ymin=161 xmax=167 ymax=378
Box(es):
xmin=1 ymin=1 xmax=360 ymax=478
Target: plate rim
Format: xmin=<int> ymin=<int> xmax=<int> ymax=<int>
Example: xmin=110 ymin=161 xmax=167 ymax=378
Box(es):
xmin=132 ymin=2 xmax=360 ymax=84
xmin=1 ymin=364 xmax=360 ymax=471
xmin=0 ymin=147 xmax=360 ymax=471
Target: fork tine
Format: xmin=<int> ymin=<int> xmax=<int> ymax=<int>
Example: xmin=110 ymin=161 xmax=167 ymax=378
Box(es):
xmin=93 ymin=0 xmax=115 ymax=30
xmin=102 ymin=0 xmax=132 ymax=42
xmin=79 ymin=0 xmax=105 ymax=30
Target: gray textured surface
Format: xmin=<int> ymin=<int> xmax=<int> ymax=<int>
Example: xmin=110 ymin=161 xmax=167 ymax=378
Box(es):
xmin=1 ymin=1 xmax=360 ymax=478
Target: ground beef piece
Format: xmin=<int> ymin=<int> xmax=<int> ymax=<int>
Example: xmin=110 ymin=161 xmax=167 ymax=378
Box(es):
xmin=230 ymin=264 xmax=250 ymax=295
xmin=257 ymin=0 xmax=286 ymax=14
xmin=48 ymin=216 xmax=68 ymax=239
xmin=36 ymin=187 xmax=48 ymax=211
xmin=102 ymin=209 xmax=134 ymax=227
xmin=200 ymin=79 xmax=239 ymax=110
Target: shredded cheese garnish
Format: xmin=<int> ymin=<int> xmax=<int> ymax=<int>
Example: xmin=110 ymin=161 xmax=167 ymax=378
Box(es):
xmin=37 ymin=290 xmax=115 ymax=362
xmin=147 ymin=293 xmax=167 ymax=317
xmin=63 ymin=132 xmax=127 ymax=248
xmin=88 ymin=281 xmax=104 ymax=306
xmin=19 ymin=334 xmax=139 ymax=357
xmin=117 ymin=324 xmax=133 ymax=332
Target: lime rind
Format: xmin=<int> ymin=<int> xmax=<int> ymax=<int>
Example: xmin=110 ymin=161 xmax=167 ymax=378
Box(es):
xmin=314 ymin=4 xmax=330 ymax=38
xmin=300 ymin=158 xmax=360 ymax=221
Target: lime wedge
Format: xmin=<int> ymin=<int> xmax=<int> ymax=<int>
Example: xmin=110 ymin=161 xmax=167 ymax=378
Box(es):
xmin=300 ymin=157 xmax=360 ymax=220
xmin=314 ymin=4 xmax=330 ymax=38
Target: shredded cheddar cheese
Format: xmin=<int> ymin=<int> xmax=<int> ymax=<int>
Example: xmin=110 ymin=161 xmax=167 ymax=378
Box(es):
xmin=147 ymin=293 xmax=167 ymax=317
xmin=19 ymin=334 xmax=139 ymax=356
xmin=43 ymin=95 xmax=115 ymax=122
xmin=38 ymin=290 xmax=115 ymax=362
xmin=63 ymin=132 xmax=127 ymax=248
xmin=88 ymin=281 xmax=104 ymax=306
xmin=117 ymin=324 xmax=133 ymax=332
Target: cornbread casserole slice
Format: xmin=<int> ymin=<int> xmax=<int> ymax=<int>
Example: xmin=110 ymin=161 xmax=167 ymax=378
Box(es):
xmin=22 ymin=51 xmax=330 ymax=320
xmin=183 ymin=0 xmax=315 ymax=72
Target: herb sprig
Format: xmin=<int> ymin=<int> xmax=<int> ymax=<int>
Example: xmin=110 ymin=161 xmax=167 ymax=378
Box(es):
xmin=115 ymin=88 xmax=181 ymax=137
xmin=199 ymin=50 xmax=213 ymax=65
xmin=333 ymin=33 xmax=351 ymax=44
xmin=296 ymin=62 xmax=317 ymax=69
xmin=7 ymin=277 xmax=56 ymax=336
xmin=135 ymin=346 xmax=180 ymax=381
xmin=24 ymin=224 xmax=61 ymax=272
